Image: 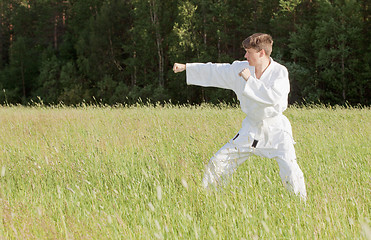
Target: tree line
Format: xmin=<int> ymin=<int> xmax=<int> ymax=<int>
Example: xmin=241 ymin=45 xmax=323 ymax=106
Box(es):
xmin=0 ymin=0 xmax=369 ymax=106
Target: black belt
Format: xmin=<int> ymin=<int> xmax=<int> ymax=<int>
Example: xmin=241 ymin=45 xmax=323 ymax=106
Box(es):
xmin=252 ymin=139 xmax=258 ymax=148
xmin=233 ymin=133 xmax=258 ymax=148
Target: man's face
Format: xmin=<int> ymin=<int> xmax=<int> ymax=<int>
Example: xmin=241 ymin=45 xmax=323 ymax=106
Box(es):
xmin=244 ymin=48 xmax=261 ymax=66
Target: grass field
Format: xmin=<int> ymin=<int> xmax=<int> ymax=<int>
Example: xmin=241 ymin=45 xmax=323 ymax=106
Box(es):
xmin=0 ymin=104 xmax=370 ymax=239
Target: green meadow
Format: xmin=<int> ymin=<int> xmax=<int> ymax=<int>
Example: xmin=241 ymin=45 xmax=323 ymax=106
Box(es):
xmin=0 ymin=104 xmax=370 ymax=239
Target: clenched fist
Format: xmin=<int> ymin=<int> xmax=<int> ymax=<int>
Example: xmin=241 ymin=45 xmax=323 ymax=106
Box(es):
xmin=173 ymin=63 xmax=186 ymax=73
xmin=239 ymin=68 xmax=251 ymax=81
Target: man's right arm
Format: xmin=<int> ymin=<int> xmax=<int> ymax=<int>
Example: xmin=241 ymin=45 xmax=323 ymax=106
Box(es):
xmin=172 ymin=61 xmax=250 ymax=92
xmin=186 ymin=61 xmax=250 ymax=91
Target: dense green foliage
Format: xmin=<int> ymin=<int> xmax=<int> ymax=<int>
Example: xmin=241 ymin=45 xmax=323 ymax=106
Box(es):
xmin=0 ymin=105 xmax=370 ymax=238
xmin=0 ymin=0 xmax=370 ymax=105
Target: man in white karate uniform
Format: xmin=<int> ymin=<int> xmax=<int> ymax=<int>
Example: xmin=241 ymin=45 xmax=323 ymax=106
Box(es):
xmin=173 ymin=33 xmax=307 ymax=200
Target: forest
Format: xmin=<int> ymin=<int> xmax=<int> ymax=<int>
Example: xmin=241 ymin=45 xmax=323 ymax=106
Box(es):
xmin=0 ymin=0 xmax=369 ymax=105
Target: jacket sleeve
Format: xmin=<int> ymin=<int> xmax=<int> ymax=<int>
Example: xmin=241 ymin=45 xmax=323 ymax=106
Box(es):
xmin=243 ymin=68 xmax=290 ymax=106
xmin=186 ymin=61 xmax=250 ymax=91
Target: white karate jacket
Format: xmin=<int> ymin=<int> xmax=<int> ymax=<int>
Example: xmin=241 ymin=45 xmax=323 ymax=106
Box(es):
xmin=186 ymin=59 xmax=295 ymax=158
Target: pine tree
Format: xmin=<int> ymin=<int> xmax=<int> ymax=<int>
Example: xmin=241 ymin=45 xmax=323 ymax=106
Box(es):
xmin=313 ymin=0 xmax=364 ymax=104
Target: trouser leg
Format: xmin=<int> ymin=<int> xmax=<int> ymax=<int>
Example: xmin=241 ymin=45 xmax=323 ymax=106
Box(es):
xmin=275 ymin=157 xmax=307 ymax=200
xmin=202 ymin=142 xmax=251 ymax=189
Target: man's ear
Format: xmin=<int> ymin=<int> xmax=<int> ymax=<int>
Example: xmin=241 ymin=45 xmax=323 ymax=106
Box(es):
xmin=259 ymin=49 xmax=266 ymax=57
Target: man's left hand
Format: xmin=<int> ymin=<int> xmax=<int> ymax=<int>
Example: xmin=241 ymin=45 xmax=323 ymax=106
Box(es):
xmin=239 ymin=68 xmax=251 ymax=81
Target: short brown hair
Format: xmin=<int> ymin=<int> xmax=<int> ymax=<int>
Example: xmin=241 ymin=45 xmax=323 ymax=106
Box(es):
xmin=242 ymin=33 xmax=273 ymax=57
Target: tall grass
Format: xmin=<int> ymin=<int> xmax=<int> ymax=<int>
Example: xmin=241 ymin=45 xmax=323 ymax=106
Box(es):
xmin=0 ymin=104 xmax=370 ymax=239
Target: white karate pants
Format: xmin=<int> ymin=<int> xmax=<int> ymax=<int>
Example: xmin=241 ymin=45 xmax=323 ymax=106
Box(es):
xmin=202 ymin=135 xmax=307 ymax=200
